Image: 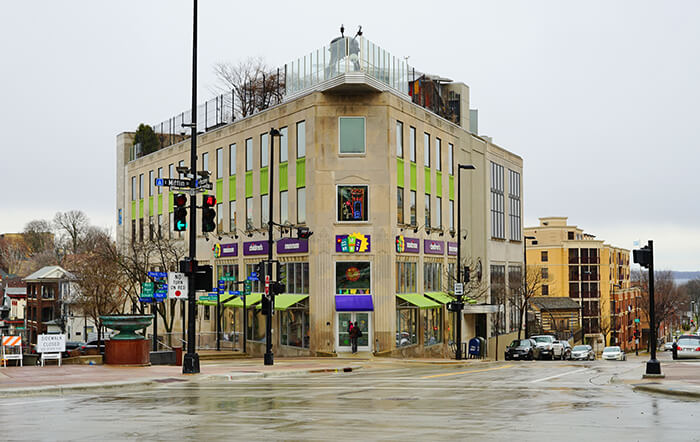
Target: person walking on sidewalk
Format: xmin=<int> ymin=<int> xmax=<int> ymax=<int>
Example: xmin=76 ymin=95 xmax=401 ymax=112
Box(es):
xmin=349 ymin=321 xmax=362 ymax=353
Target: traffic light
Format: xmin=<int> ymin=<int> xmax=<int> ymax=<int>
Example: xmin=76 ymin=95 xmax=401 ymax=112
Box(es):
xmin=254 ymin=260 xmax=266 ymax=280
xmin=261 ymin=295 xmax=273 ymax=316
xmin=633 ymin=245 xmax=652 ymax=269
xmin=202 ymin=194 xmax=217 ymax=233
xmin=174 ymin=193 xmax=188 ymax=232
xmin=297 ymin=227 xmax=313 ymax=239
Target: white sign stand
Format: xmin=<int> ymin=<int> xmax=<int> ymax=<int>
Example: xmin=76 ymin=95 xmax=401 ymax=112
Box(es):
xmin=37 ymin=334 xmax=66 ymax=367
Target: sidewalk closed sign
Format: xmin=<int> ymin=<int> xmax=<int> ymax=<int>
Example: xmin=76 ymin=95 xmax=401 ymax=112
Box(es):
xmin=168 ymin=272 xmax=188 ymax=299
xmin=37 ymin=334 xmax=66 ymax=353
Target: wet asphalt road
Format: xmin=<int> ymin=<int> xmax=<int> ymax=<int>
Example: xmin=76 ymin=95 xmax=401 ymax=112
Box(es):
xmin=4 ymin=355 xmax=699 ymax=441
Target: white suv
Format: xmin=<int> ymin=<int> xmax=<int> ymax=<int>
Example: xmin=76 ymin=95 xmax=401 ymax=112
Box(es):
xmin=530 ymin=335 xmax=556 ymax=360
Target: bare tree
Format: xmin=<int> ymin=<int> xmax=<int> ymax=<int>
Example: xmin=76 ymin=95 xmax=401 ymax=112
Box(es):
xmin=212 ymin=57 xmax=285 ymax=119
xmin=23 ymin=219 xmax=55 ymax=255
xmin=53 ymin=210 xmax=90 ymax=254
xmin=633 ymin=269 xmax=685 ymax=346
xmin=512 ymin=266 xmax=547 ymax=339
xmin=0 ymin=236 xmax=29 ymax=276
xmin=598 ymin=291 xmax=614 ymax=346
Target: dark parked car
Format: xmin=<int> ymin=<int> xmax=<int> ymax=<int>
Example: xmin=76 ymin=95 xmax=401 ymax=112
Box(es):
xmin=505 ymin=339 xmax=541 ymax=361
xmin=81 ymin=339 xmax=109 ymax=355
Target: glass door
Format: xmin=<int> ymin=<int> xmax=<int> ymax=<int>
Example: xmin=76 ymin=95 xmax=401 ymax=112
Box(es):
xmin=336 ymin=312 xmax=371 ymax=352
xmin=338 ymin=313 xmax=352 ymax=350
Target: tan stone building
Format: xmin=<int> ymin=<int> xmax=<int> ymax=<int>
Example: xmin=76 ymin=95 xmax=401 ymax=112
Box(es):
xmin=524 ymin=217 xmax=634 ymax=348
xmin=116 ymin=36 xmax=524 ymax=357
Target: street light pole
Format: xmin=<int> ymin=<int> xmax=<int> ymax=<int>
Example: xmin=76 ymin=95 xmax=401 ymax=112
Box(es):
xmin=523 ymin=235 xmax=536 ymax=339
xmin=264 ymin=128 xmax=281 ymax=366
xmin=455 ymin=164 xmax=475 ymax=360
xmin=183 ymin=0 xmax=200 ymax=375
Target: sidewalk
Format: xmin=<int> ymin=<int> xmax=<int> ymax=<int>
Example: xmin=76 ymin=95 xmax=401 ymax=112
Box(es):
xmin=0 ymin=355 xmax=492 ymax=397
xmin=614 ymin=354 xmax=700 ymax=399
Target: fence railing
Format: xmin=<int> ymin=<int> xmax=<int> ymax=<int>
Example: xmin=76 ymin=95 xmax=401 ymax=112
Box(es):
xmin=156 ymin=331 xmax=244 ymax=351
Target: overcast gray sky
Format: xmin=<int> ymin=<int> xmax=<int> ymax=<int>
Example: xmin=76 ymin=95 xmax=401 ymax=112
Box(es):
xmin=1 ymin=1 xmax=698 ymax=270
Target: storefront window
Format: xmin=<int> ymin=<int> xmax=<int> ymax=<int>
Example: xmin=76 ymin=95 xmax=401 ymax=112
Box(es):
xmin=424 ymin=262 xmax=443 ymax=292
xmin=246 ymin=308 xmax=265 ymax=342
xmin=336 ymin=262 xmax=371 ymax=294
xmin=245 ymin=263 xmax=263 ymax=292
xmin=424 ymin=308 xmax=443 ymax=346
xmin=396 ymin=261 xmax=416 ymax=293
xmin=337 ymin=185 xmax=369 ymax=222
xmin=281 ymin=262 xmax=309 ymax=294
xmin=217 ymin=263 xmax=239 ymax=292
xmin=396 ymin=301 xmax=417 ymax=347
xmin=281 ymin=298 xmax=309 ymax=348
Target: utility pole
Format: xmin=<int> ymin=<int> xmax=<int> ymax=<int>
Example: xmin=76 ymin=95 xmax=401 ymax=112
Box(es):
xmin=452 ymin=164 xmax=475 ymax=360
xmin=634 ymin=240 xmax=661 ymax=377
xmin=182 ymin=0 xmax=200 ymax=374
xmin=264 ymin=128 xmax=280 ymax=366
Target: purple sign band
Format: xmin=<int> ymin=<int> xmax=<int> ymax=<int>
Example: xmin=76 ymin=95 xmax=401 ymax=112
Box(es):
xmin=243 ymin=240 xmax=269 ymax=256
xmin=396 ymin=236 xmax=420 ymax=253
xmin=424 ymin=239 xmax=445 ymax=255
xmin=215 ymin=243 xmax=238 ymax=258
xmin=277 ymin=238 xmax=309 ymax=254
xmin=447 ymin=242 xmax=458 ymax=256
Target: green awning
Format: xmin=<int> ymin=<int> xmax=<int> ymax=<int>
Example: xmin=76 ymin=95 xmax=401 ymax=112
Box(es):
xmin=397 ymin=293 xmax=441 ymax=309
xmin=425 ymin=292 xmax=453 ymax=304
xmin=224 ymin=292 xmax=263 ymax=308
xmin=255 ymin=294 xmax=309 ymax=311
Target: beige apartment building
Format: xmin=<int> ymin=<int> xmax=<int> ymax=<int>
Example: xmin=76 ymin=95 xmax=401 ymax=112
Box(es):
xmin=524 ymin=217 xmax=635 ymax=348
xmin=116 ymin=35 xmax=524 ymax=357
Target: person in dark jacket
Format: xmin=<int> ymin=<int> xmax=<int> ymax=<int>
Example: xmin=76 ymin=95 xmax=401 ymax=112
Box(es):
xmin=349 ymin=321 xmax=362 ymax=353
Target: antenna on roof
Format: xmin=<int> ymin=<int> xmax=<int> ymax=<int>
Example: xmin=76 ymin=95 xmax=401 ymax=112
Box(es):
xmin=340 ymin=24 xmax=344 ymax=37
xmin=355 ymin=26 xmax=362 ymax=37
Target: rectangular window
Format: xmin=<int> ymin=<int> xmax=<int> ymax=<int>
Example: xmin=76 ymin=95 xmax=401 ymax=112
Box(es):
xmin=336 ymin=261 xmax=371 ymax=294
xmin=508 ymin=169 xmax=521 ymax=241
xmin=542 ymin=251 xmax=549 ymax=262
xmin=246 ymin=197 xmax=254 ymax=230
xmin=435 ymin=196 xmax=442 ymax=228
xmin=281 ymin=262 xmax=310 ymax=294
xmin=229 ymin=144 xmax=236 ymax=175
xmin=409 ymin=190 xmax=417 ymax=226
xmin=131 ymin=176 xmax=136 ymax=201
xmin=281 ymin=300 xmax=309 ymax=348
xmin=216 ymin=202 xmax=223 ymax=234
xmin=397 ymin=187 xmax=404 ymax=224
xmin=435 ymin=138 xmax=441 ymax=171
xmin=157 ymin=214 xmax=162 ymax=238
xmin=261 ymin=194 xmax=269 ymax=227
xmin=542 ymin=267 xmax=549 ymax=279
xmin=169 ymin=212 xmax=174 ymax=239
xmin=202 ymin=152 xmax=209 ymax=173
xmin=448 ymin=143 xmax=454 ymax=175
xmin=216 ymin=148 xmax=223 ymax=179
xmin=168 ymin=163 xmax=174 ymax=179
xmin=280 ymin=126 xmax=288 ymax=163
xmin=297 ymin=187 xmax=306 ymax=224
xmin=296 ymin=121 xmax=306 ymax=158
xmin=490 ymin=265 xmax=506 ymax=336
xmin=260 ymin=132 xmax=269 ymax=168
xmin=423 ymin=262 xmax=443 ymax=291
xmin=508 ymin=265 xmax=522 ymax=333
xmin=339 ymin=117 xmax=365 ymax=154
xmin=229 ymin=200 xmax=236 ymax=232
xmin=178 ymin=160 xmax=185 ymax=178
xmin=157 ymin=167 xmax=163 ymax=194
xmin=424 ymin=194 xmax=431 ymax=228
xmin=396 ymin=261 xmax=417 ymax=293
xmin=396 ymin=305 xmax=418 ymax=347
xmin=424 ymin=308 xmax=443 ymax=346
xmin=542 ymin=285 xmax=549 ymax=296
xmin=280 ymin=190 xmax=289 ymax=225
xmin=148 ymin=216 xmax=154 ymax=241
xmin=149 ymin=170 xmax=154 ymax=196
xmin=217 ymin=263 xmax=239 ymax=293
xmin=409 ymin=127 xmax=416 ymax=162
xmin=490 ymin=162 xmax=505 ymax=239
xmin=246 ymin=264 xmax=264 ymax=293
xmin=337 ymin=185 xmax=369 ymax=222
xmin=245 ymin=138 xmax=253 ymax=171
xmin=139 ymin=174 xmax=144 ymax=199
xmin=424 ymin=133 xmax=430 ymax=167
xmin=449 ymin=200 xmax=454 ymax=231
xmin=396 ymin=121 xmax=404 ymax=158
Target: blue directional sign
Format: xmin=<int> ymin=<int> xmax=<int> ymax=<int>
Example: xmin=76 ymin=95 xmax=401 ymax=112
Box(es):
xmin=139 ymin=297 xmax=154 ymax=303
xmin=248 ymin=275 xmax=259 ymax=282
xmin=154 ymin=292 xmax=167 ymax=301
xmin=229 ymin=290 xmax=240 ymax=295
xmin=155 ymin=178 xmax=165 ymax=186
xmin=148 ymin=271 xmax=168 ymax=279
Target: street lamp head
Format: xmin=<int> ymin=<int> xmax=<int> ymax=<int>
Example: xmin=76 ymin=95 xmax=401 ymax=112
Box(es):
xmin=459 ymin=164 xmax=476 ymax=170
xmin=270 ymin=128 xmax=281 ymax=137
xmin=176 ymin=166 xmax=190 ymax=175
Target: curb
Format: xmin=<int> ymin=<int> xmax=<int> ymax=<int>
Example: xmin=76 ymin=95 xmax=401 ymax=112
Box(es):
xmin=632 ymin=382 xmax=700 ymax=399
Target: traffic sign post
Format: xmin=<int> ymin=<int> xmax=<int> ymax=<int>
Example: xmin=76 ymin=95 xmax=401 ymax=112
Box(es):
xmin=454 ymin=283 xmax=464 ymax=296
xmin=168 ymin=272 xmax=188 ymax=299
xmin=155 ymin=178 xmax=192 ymax=188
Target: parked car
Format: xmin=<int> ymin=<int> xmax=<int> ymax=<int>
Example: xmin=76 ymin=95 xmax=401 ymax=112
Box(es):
xmin=664 ymin=341 xmax=674 ymax=351
xmin=63 ymin=341 xmax=85 ymax=358
xmin=81 ymin=339 xmax=109 ymax=355
xmin=672 ymin=335 xmax=700 ymax=360
xmin=505 ymin=339 xmax=541 ymax=361
xmin=602 ymin=346 xmax=626 ymax=361
xmin=530 ymin=335 xmax=556 ymax=360
xmin=552 ymin=340 xmax=572 ymax=360
xmin=571 ymin=345 xmax=595 ymax=361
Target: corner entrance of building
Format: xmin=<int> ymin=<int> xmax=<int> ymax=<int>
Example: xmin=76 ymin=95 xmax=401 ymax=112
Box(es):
xmin=336 ymin=312 xmax=371 ymax=352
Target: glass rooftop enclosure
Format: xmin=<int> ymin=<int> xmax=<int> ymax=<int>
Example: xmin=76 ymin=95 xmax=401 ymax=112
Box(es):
xmin=140 ymin=35 xmax=459 ymax=158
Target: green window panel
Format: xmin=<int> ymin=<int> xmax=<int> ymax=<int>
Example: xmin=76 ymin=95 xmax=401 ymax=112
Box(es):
xmin=260 ymin=168 xmax=269 ymax=195
xmin=424 ymin=167 xmax=431 ymax=194
xmin=245 ymin=171 xmax=253 ymax=198
xmin=229 ymin=175 xmax=236 ymax=201
xmin=148 ymin=196 xmax=153 ymax=216
xmin=279 ymin=163 xmax=288 ymax=191
xmin=436 ymin=171 xmax=443 ymax=198
xmin=296 ymin=158 xmax=306 ymax=188
xmin=158 ymin=194 xmax=163 ymax=215
xmin=216 ymin=179 xmax=223 ymax=202
xmin=168 ymin=192 xmax=174 ymax=212
xmin=131 ymin=201 xmax=136 ymax=220
xmin=449 ymin=176 xmax=454 ymax=201
xmin=397 ymin=158 xmax=404 ymax=187
xmin=410 ymin=163 xmax=417 ymax=191
xmin=139 ymin=199 xmax=144 ymax=219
